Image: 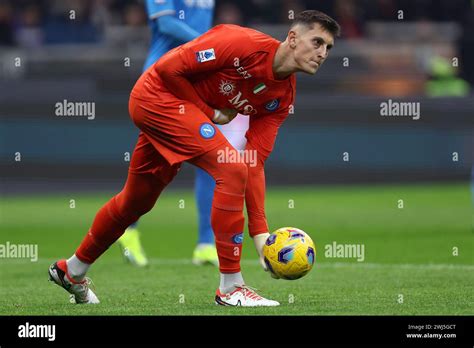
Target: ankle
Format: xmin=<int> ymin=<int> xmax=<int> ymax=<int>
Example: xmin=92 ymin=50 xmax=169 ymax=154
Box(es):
xmin=219 ymin=272 xmax=244 ymax=294
xmin=66 ymin=254 xmax=90 ymax=282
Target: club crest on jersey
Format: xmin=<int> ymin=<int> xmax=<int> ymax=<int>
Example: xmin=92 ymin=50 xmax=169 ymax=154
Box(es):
xmin=219 ymin=80 xmax=235 ymax=96
xmin=265 ymin=99 xmax=280 ymax=112
xmin=199 ymin=123 xmax=215 ymax=139
xmin=196 ymin=48 xmax=216 ymax=63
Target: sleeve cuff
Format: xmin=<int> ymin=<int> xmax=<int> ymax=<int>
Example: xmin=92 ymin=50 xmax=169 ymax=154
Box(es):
xmin=248 ymin=221 xmax=269 ymax=237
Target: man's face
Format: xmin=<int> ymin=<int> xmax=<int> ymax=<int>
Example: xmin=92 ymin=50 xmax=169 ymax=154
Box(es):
xmin=290 ymin=23 xmax=335 ymax=75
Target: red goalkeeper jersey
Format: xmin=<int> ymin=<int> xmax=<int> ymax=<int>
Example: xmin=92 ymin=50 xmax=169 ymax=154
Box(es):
xmin=132 ymin=23 xmax=296 ymax=160
xmin=131 ymin=24 xmax=296 ymax=236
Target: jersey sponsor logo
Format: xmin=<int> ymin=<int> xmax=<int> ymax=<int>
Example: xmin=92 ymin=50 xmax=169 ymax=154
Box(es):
xmin=196 ymin=48 xmax=216 ymax=63
xmin=228 ymin=91 xmax=257 ymax=115
xmin=236 ymin=66 xmax=252 ymax=79
xmin=265 ymin=99 xmax=280 ymax=112
xmin=232 ymin=233 xmax=244 ymax=244
xmin=219 ymin=80 xmax=235 ymax=96
xmin=233 ymin=58 xmax=252 ymax=79
xmin=199 ymin=123 xmax=216 ymax=139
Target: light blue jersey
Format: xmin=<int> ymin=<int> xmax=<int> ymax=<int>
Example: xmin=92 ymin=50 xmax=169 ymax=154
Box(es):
xmin=144 ymin=0 xmax=214 ymax=69
xmin=142 ymin=0 xmax=217 ymax=246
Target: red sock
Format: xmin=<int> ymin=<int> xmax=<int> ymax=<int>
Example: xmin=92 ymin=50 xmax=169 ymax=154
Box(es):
xmin=190 ymin=147 xmax=248 ymax=274
xmin=75 ymin=196 xmax=134 ymax=264
xmin=211 ymin=190 xmax=245 ymax=273
xmin=75 ymin=171 xmax=168 ymax=264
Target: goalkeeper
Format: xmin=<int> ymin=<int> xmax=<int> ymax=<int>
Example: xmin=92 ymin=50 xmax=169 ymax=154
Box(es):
xmin=48 ymin=10 xmax=340 ymax=307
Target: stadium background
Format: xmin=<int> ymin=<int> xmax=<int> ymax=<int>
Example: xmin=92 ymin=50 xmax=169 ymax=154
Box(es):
xmin=0 ymin=0 xmax=473 ymax=315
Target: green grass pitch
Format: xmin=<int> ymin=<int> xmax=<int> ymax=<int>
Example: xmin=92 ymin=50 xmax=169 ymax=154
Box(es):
xmin=0 ymin=183 xmax=472 ymax=315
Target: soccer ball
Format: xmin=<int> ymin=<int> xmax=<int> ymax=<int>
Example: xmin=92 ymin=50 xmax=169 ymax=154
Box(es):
xmin=263 ymin=227 xmax=316 ymax=280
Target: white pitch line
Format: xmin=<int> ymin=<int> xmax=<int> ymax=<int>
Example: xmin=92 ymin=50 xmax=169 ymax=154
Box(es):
xmin=315 ymin=262 xmax=474 ymax=271
xmin=0 ymin=258 xmax=473 ymax=271
xmin=147 ymin=260 xmax=474 ymax=271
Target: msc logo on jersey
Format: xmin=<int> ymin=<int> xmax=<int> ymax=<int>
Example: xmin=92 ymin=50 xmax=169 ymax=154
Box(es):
xmin=265 ymin=99 xmax=280 ymax=112
xmin=219 ymin=80 xmax=235 ymax=96
xmin=196 ymin=48 xmax=216 ymax=63
xmin=199 ymin=123 xmax=215 ymax=139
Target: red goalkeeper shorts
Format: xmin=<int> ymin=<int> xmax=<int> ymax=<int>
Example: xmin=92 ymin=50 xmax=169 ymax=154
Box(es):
xmin=128 ymin=94 xmax=229 ymax=167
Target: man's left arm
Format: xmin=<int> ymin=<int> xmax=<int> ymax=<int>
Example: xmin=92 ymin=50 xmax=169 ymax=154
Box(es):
xmin=244 ymin=110 xmax=288 ymax=273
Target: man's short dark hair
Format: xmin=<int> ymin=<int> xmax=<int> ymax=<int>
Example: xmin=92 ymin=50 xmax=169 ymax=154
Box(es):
xmin=292 ymin=10 xmax=341 ymax=38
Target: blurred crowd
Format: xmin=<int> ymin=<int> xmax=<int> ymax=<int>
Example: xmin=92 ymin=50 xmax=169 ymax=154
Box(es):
xmin=0 ymin=0 xmax=473 ymax=47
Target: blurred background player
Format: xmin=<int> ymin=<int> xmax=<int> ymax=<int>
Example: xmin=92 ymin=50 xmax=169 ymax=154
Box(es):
xmin=117 ymin=0 xmax=213 ymax=267
xmin=117 ymin=0 xmax=250 ymax=267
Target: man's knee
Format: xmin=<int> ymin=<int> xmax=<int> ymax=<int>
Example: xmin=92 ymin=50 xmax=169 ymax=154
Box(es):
xmin=115 ymin=173 xmax=165 ymax=219
xmin=152 ymin=163 xmax=181 ymax=186
xmin=217 ymin=162 xmax=248 ymax=194
xmin=115 ymin=190 xmax=157 ymax=220
xmin=233 ymin=162 xmax=248 ymax=187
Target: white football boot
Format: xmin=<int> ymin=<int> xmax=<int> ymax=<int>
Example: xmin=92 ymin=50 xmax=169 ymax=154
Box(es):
xmin=215 ymin=285 xmax=280 ymax=307
xmin=48 ymin=259 xmax=100 ymax=304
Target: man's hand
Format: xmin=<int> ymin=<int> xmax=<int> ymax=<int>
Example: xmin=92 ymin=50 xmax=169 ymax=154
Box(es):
xmin=252 ymin=232 xmax=280 ymax=279
xmin=212 ymin=109 xmax=238 ymax=125
xmin=252 ymin=233 xmax=269 ymax=271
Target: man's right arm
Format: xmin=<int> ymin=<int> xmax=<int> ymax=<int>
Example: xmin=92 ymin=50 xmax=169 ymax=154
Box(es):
xmin=155 ymin=47 xmax=216 ymax=118
xmin=154 ymin=26 xmax=251 ymax=120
